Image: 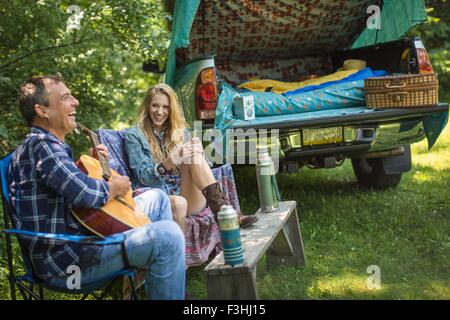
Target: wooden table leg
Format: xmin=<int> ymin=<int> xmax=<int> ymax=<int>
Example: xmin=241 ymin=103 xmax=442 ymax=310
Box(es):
xmin=206 ymin=267 xmax=258 ymax=300
xmin=266 ymin=207 xmax=306 ymax=269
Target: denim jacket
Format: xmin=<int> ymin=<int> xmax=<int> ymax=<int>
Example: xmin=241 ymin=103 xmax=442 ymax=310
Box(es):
xmin=125 ymin=126 xmax=171 ymax=193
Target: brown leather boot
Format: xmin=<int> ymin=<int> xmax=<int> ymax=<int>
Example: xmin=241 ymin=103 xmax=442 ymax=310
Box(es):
xmin=201 ymin=182 xmax=227 ymax=221
xmin=238 ymin=214 xmax=258 ymax=229
xmin=202 ymin=182 xmax=258 ymax=229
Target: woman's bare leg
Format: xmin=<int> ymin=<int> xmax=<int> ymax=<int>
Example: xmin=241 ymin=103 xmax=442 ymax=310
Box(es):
xmin=180 ymin=154 xmax=216 ymax=215
xmin=169 ymin=195 xmax=187 ymax=233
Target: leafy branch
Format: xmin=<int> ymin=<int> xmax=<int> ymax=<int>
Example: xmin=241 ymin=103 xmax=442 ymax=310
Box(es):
xmin=0 ymin=38 xmax=94 ymax=70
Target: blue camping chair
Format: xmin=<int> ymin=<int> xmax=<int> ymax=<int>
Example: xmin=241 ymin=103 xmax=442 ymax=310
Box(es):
xmin=0 ymin=152 xmax=140 ymax=300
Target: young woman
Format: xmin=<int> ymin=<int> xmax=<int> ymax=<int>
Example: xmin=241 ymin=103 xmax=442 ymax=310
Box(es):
xmin=125 ymin=83 xmax=257 ymax=229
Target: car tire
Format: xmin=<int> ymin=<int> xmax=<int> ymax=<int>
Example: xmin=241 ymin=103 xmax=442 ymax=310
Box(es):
xmin=351 ymin=157 xmax=402 ymax=189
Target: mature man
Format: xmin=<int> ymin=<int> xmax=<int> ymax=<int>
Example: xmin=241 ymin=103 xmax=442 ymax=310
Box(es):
xmin=9 ymin=74 xmax=185 ymax=299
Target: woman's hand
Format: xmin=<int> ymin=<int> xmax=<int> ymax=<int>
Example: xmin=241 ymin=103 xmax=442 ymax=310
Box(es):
xmin=182 ymin=138 xmax=204 ymax=159
xmin=164 ymin=138 xmax=204 ymax=169
xmin=89 ymin=144 xmax=109 ymax=160
xmin=179 ymin=138 xmax=204 ymax=165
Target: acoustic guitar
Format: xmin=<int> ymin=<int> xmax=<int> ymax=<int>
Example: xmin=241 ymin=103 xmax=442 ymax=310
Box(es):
xmin=71 ymin=123 xmax=150 ymax=237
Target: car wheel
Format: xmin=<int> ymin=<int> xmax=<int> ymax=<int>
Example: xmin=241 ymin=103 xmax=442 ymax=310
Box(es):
xmin=351 ymin=157 xmax=402 ymax=189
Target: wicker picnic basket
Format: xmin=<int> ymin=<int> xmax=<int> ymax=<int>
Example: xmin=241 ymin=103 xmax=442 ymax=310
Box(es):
xmin=364 ymin=73 xmax=438 ymax=109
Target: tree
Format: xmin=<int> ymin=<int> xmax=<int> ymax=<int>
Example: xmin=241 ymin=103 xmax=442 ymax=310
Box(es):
xmin=411 ymin=0 xmax=450 ymax=103
xmin=0 ymin=0 xmax=171 ymax=157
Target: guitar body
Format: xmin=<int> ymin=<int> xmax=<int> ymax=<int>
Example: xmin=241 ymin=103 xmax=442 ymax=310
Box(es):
xmin=72 ymin=155 xmax=151 ymax=237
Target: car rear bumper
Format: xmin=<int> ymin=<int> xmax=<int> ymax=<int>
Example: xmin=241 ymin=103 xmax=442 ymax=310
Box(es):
xmin=231 ymin=103 xmax=448 ymax=130
xmin=217 ymin=103 xmax=448 ymax=163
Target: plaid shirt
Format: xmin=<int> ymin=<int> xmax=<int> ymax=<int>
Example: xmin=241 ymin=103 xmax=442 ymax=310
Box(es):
xmin=9 ymin=127 xmax=110 ymax=280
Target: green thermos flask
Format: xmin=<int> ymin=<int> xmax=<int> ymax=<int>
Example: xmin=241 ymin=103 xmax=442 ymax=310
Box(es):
xmin=256 ymin=145 xmax=280 ymax=213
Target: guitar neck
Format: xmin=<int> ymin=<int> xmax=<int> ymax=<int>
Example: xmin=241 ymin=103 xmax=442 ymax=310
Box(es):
xmin=77 ymin=123 xmax=112 ymax=180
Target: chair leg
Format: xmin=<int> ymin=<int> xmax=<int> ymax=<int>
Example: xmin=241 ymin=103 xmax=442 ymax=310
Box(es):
xmin=17 ymin=283 xmax=28 ymax=300
xmin=39 ymin=286 xmax=44 ymax=300
xmin=128 ymin=275 xmax=139 ymax=300
xmin=28 ymin=284 xmax=42 ymax=300
xmin=97 ymin=280 xmax=116 ymax=300
xmin=91 ymin=292 xmax=101 ymax=300
xmin=17 ymin=282 xmax=41 ymax=300
xmin=28 ymin=284 xmax=34 ymax=300
xmin=4 ymin=232 xmax=17 ymax=300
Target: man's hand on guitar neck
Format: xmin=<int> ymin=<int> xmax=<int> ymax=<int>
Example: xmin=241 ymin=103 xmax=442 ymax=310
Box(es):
xmin=87 ymin=143 xmax=128 ymax=199
xmin=89 ymin=144 xmax=109 ymax=160
xmin=108 ymin=175 xmax=131 ymax=200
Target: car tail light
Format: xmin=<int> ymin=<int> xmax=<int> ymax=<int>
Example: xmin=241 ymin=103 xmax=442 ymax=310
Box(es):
xmin=195 ymin=68 xmax=217 ymax=120
xmin=413 ymin=39 xmax=434 ymax=74
xmin=416 ymin=48 xmax=433 ymax=74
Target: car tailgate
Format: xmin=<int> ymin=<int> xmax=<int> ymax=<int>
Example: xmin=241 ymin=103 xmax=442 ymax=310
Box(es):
xmin=229 ymin=104 xmax=449 ymax=131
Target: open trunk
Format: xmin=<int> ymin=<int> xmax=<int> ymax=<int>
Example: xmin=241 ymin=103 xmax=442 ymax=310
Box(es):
xmin=165 ymin=0 xmax=448 ymax=171
xmin=167 ymin=0 xmax=428 ymax=86
xmin=175 ymin=0 xmax=380 ymax=85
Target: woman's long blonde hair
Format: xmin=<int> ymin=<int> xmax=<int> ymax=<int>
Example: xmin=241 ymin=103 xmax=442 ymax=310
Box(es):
xmin=137 ymin=83 xmax=187 ymax=164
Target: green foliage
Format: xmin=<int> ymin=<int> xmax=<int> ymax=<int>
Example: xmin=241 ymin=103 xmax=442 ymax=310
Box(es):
xmin=0 ymin=0 xmax=170 ymax=157
xmin=410 ymin=0 xmax=450 ymax=103
xmin=0 ymin=0 xmax=170 ymax=299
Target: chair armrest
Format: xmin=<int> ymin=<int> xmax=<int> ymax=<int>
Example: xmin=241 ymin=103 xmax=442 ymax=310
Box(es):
xmin=2 ymin=229 xmax=125 ymax=246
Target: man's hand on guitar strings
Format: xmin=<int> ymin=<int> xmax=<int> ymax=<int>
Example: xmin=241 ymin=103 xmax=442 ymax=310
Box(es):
xmin=108 ymin=175 xmax=131 ymax=199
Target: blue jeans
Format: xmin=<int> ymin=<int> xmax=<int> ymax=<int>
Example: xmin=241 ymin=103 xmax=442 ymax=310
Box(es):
xmin=48 ymin=189 xmax=185 ymax=300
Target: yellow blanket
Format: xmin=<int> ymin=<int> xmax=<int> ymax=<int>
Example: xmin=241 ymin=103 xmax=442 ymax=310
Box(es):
xmin=238 ymin=69 xmax=360 ymax=94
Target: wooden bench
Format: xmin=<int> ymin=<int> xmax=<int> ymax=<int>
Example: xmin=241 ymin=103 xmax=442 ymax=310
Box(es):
xmin=204 ymin=201 xmax=306 ymax=300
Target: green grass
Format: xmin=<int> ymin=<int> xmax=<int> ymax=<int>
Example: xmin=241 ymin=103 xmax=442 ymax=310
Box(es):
xmin=1 ymin=124 xmax=448 ymax=300
xmin=186 ymin=123 xmax=450 ymax=300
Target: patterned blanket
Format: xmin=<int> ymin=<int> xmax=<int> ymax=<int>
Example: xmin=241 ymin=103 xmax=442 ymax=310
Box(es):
xmin=97 ymin=129 xmax=242 ymax=267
